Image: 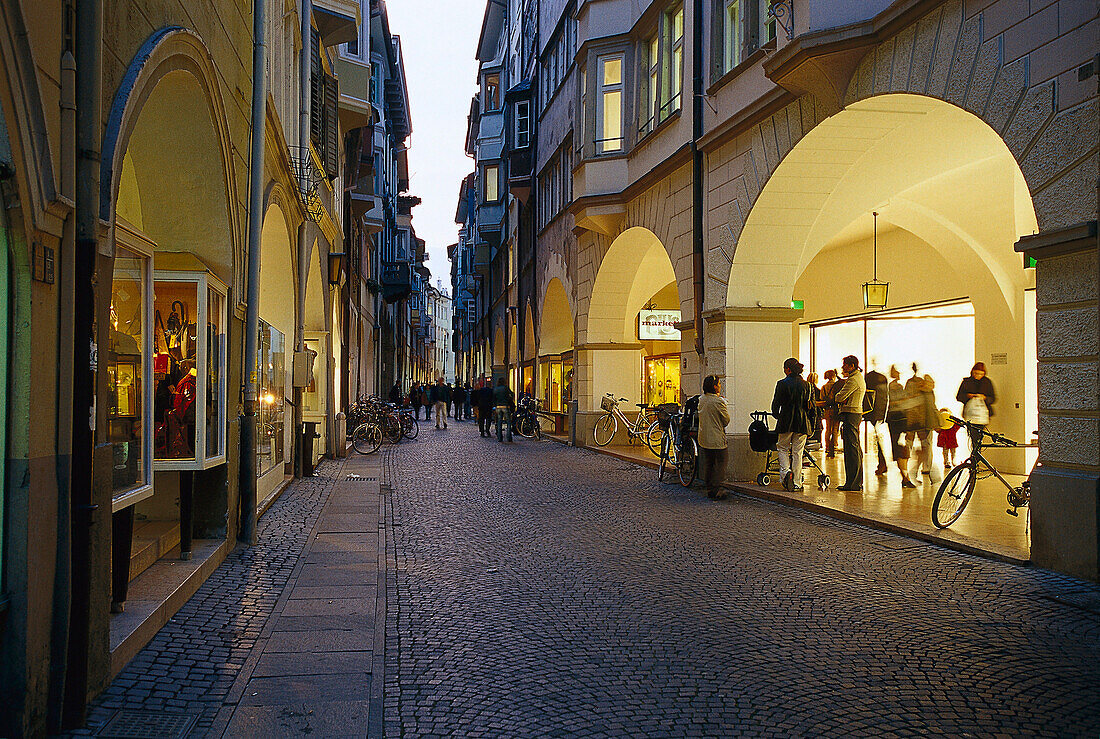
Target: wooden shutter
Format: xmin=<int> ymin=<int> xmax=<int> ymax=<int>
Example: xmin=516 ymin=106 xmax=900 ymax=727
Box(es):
xmin=323 ymin=73 xmax=339 ymax=178
xmin=310 ymin=29 xmax=323 ymax=151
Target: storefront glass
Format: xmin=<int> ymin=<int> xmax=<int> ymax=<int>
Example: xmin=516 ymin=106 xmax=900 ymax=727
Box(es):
xmin=562 ymin=359 xmax=573 ymax=411
xmin=538 ymin=358 xmax=571 ymax=413
xmin=109 ymin=247 xmax=149 ymax=497
xmin=206 ymin=286 xmax=225 ymax=458
xmin=257 ymin=320 xmax=286 ymax=476
xmin=644 ymin=354 xmax=681 ymax=406
xmin=522 ymin=364 xmax=534 ymax=397
xmin=154 ymin=280 xmax=199 ymax=461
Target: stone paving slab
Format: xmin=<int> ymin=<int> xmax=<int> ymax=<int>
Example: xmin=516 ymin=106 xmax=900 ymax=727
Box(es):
xmin=311 ymin=532 xmax=379 ymax=552
xmin=287 ymin=584 xmax=376 ymax=600
xmin=251 ymin=651 xmax=375 ymax=678
xmin=220 ymin=700 xmax=371 ymax=737
xmin=264 ymin=628 xmax=375 ymax=654
xmin=280 ymin=597 xmax=374 ymax=617
xmin=237 ymin=673 xmax=371 ymax=705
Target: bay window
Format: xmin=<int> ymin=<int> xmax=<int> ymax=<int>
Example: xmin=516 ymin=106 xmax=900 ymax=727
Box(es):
xmin=722 ymin=0 xmax=744 ymax=73
xmin=483 ymin=163 xmax=500 ymax=202
xmin=596 ymin=54 xmax=623 ymax=153
xmin=515 ymin=99 xmax=531 ymax=148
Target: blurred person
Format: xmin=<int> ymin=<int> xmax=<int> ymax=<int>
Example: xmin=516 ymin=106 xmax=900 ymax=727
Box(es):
xmin=864 ymin=362 xmax=891 ymax=476
xmin=821 ymin=369 xmax=841 ymax=458
xmin=833 ymin=355 xmax=865 ymax=492
xmin=886 ymin=365 xmax=916 ymax=489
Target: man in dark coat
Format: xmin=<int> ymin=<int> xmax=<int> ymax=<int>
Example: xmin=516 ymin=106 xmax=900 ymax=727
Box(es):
xmin=452 ymin=382 xmax=466 ymax=420
xmin=476 ymin=378 xmax=495 ymax=437
xmin=864 ymin=365 xmax=890 ymax=475
xmin=771 ymin=357 xmax=815 ymax=492
xmin=492 ymin=377 xmax=516 ymax=442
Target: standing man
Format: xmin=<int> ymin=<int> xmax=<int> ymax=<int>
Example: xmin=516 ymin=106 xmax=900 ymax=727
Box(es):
xmin=463 ymin=381 xmax=474 ymax=421
xmin=698 ymin=375 xmax=731 ymax=500
xmin=771 ymin=358 xmax=815 ymax=492
xmin=430 ymin=377 xmax=451 ymax=429
xmin=833 ymin=355 xmax=866 ymax=492
xmin=477 ymin=377 xmax=494 ymax=437
xmin=492 ymin=377 xmax=515 ymax=443
xmin=864 ymin=363 xmax=890 ymax=476
xmin=452 ymin=381 xmax=466 ymax=421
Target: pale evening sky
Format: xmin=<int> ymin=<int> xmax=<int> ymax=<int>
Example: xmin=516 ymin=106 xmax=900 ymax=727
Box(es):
xmin=385 ymin=0 xmax=484 ymax=291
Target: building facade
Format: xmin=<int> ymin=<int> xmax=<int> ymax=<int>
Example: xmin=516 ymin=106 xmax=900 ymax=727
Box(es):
xmin=427 ymin=282 xmax=455 ymax=382
xmin=0 ymin=0 xmax=423 ymax=733
xmin=452 ymin=0 xmax=1099 ymax=579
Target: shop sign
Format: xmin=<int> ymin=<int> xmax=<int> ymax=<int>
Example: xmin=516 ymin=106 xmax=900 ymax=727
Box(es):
xmin=638 ymin=309 xmax=681 ymax=341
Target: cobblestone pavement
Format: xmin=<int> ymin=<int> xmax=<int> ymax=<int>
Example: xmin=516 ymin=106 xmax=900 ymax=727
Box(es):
xmin=384 ymin=422 xmax=1100 ymax=738
xmin=75 ymin=461 xmax=341 ymax=737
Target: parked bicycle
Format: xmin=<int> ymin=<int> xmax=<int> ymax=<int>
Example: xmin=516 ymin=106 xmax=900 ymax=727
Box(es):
xmin=655 ymin=403 xmax=696 ymax=487
xmin=931 ymin=416 xmax=1032 ymax=528
xmin=349 ymin=396 xmax=407 ymax=455
xmin=514 ymin=396 xmax=542 ymax=439
xmin=592 ymin=393 xmax=662 ymax=454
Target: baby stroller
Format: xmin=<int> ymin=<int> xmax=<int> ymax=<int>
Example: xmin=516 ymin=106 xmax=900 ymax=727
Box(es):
xmin=748 ymin=411 xmax=830 ymax=491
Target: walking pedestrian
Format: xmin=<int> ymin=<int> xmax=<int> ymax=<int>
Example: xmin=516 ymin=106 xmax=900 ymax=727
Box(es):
xmin=477 ymin=378 xmax=494 ymax=437
xmin=453 ymin=382 xmax=467 ymax=421
xmin=937 ymin=409 xmax=961 ymax=469
xmin=463 ymin=382 xmax=474 ymax=421
xmin=886 ymin=365 xmax=916 ymax=489
xmin=908 ymin=373 xmax=939 ymax=481
xmin=956 ymin=361 xmax=995 ymax=445
xmin=492 ymin=377 xmax=515 ymax=442
xmin=864 ymin=363 xmax=890 ymax=476
xmin=430 ymin=377 xmax=451 ymax=429
xmin=807 ymin=372 xmax=823 ymax=445
xmin=388 ymin=381 xmax=401 ymax=404
xmin=821 ymin=369 xmax=841 ymax=458
xmin=771 ymin=358 xmax=815 ymax=492
xmin=833 ymin=355 xmax=865 ymax=492
xmin=698 ymin=375 xmax=731 ymax=500
xmin=421 ymin=383 xmax=433 ymax=421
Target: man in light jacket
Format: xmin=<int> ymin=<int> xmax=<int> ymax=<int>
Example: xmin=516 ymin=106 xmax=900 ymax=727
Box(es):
xmin=833 ymin=355 xmax=866 ymax=491
xmin=698 ymin=375 xmax=731 ymax=500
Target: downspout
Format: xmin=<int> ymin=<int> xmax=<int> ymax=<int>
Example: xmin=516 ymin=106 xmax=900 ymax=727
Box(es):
xmin=48 ymin=48 xmax=76 ymax=734
xmin=240 ymin=0 xmax=267 ymax=544
xmin=64 ymin=0 xmax=102 ymax=726
xmin=295 ymin=0 xmax=312 ymax=475
xmin=690 ymin=0 xmax=705 ymax=360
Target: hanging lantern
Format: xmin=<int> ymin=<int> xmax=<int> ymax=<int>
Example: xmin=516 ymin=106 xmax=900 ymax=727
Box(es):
xmin=862 ymin=211 xmax=889 ymax=310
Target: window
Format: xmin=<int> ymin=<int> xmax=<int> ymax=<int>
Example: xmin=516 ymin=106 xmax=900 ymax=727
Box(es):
xmin=515 ymin=99 xmax=531 ymax=148
xmin=483 ymin=72 xmax=501 ymax=112
xmin=758 ymin=0 xmax=777 ymax=46
xmin=257 ymin=320 xmax=286 ymax=477
xmin=578 ymin=63 xmax=586 ymax=150
xmin=596 ymin=55 xmax=623 ymax=153
xmin=484 ymin=164 xmax=500 ymax=202
xmin=663 ymin=7 xmax=685 ymax=118
xmin=643 ymin=35 xmax=659 ymax=133
xmin=722 ymin=0 xmax=744 ymax=73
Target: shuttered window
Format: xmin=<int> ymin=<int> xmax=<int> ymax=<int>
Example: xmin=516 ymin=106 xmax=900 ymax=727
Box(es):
xmin=323 ymin=74 xmax=339 ymax=178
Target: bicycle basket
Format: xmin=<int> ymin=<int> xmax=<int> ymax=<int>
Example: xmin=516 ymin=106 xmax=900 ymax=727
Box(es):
xmin=600 ymin=395 xmax=616 ymax=412
xmin=656 ymin=402 xmax=680 ymax=430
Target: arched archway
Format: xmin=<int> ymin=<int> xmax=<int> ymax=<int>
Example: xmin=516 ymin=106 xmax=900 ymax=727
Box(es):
xmin=580 ymin=227 xmax=685 ymax=419
xmin=539 ymin=277 xmax=574 ymax=356
xmin=302 ymin=238 xmax=329 ymax=460
xmin=725 ymin=93 xmax=1039 ymax=483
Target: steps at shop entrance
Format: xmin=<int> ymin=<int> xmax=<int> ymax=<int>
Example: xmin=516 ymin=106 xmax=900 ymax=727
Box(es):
xmin=129 ymin=520 xmax=180 ymax=582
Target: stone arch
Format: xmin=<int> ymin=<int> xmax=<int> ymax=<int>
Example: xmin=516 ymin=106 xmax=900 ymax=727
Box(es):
xmin=584 ymin=226 xmax=684 ymax=344
xmin=522 ymin=301 xmax=536 ymax=362
xmin=0 ymin=0 xmax=59 ymax=235
xmin=102 ymin=27 xmax=240 ymax=292
xmin=539 ymin=277 xmax=574 ymax=357
xmin=492 ymin=325 xmax=505 ymax=367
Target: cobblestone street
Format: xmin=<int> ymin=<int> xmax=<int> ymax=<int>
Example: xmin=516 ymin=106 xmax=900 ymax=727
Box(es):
xmin=384 ymin=421 xmax=1100 ymax=737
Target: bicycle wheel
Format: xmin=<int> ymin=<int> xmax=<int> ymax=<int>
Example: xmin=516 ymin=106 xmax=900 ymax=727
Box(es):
xmin=402 ymin=415 xmax=419 ymax=440
xmin=351 ymin=424 xmax=382 ymax=455
xmin=932 ymin=460 xmax=976 ymax=528
xmin=678 ymin=438 xmax=698 ymax=487
xmin=592 ymin=413 xmax=617 ymax=446
xmin=531 ymin=417 xmax=542 ymax=440
xmin=658 ymin=433 xmax=677 ymax=483
xmin=645 ymin=420 xmax=664 ymax=456
xmin=515 ymin=415 xmax=535 ymax=438
xmin=383 ymin=416 xmax=403 ymax=444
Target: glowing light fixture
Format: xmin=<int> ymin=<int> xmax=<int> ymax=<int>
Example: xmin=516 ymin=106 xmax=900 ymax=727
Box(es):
xmin=862 ymin=211 xmax=889 ymax=310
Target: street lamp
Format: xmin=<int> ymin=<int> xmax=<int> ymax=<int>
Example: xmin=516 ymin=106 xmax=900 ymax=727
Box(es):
xmin=862 ymin=212 xmax=889 ymax=310
xmin=327 ymin=252 xmax=346 ymax=286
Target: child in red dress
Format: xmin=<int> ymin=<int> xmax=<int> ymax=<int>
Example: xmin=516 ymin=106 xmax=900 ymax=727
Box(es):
xmin=937 ymin=409 xmax=960 ymax=469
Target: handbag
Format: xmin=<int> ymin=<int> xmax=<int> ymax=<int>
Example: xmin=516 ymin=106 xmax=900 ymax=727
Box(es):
xmin=962 ymin=397 xmax=989 ymax=425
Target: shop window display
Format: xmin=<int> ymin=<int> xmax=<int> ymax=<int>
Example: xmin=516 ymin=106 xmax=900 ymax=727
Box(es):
xmin=645 ymin=353 xmax=681 ymax=406
xmin=109 ymin=247 xmax=152 ymax=503
xmin=257 ymin=320 xmax=286 ymax=476
xmin=152 ymin=271 xmax=228 ymax=469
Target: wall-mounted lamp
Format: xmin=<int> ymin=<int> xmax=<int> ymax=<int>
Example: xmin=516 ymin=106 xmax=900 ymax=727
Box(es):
xmin=328 ymin=252 xmax=346 ymax=286
xmin=862 ymin=212 xmax=889 ymax=310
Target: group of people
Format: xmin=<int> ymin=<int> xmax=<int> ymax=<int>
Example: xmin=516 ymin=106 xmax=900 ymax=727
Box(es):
xmin=389 ymin=377 xmax=518 ymax=441
xmin=771 ymin=357 xmax=996 ymax=493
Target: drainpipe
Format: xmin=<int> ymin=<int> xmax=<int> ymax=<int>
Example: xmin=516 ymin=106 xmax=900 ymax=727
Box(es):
xmin=690 ymin=0 xmax=705 ymax=361
xmin=295 ymin=0 xmax=312 ymax=475
xmin=48 ymin=48 xmax=76 ymax=734
xmin=240 ymin=0 xmax=267 ymax=544
xmin=64 ymin=0 xmax=102 ymax=726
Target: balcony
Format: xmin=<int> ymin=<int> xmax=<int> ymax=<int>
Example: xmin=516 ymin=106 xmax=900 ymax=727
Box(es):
xmin=380 ymin=260 xmax=413 ymax=303
xmin=473 ymin=242 xmax=492 ymax=274
xmin=476 ymin=201 xmax=505 ymax=245
xmin=507 ymin=147 xmax=532 ymax=202
xmin=353 ymin=193 xmax=384 ymax=234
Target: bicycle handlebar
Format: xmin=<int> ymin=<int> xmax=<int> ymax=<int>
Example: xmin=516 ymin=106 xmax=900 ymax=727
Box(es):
xmin=950 ymin=414 xmax=1018 ymax=446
